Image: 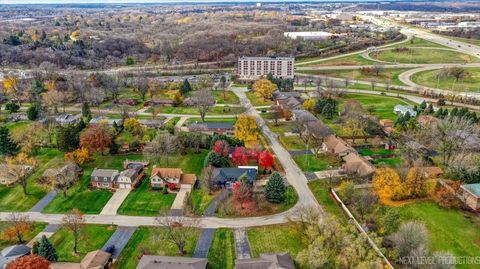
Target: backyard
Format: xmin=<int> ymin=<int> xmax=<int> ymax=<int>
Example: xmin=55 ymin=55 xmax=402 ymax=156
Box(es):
xmin=113 ymin=227 xmax=199 ymax=269
xmin=293 ymin=154 xmax=341 ymax=173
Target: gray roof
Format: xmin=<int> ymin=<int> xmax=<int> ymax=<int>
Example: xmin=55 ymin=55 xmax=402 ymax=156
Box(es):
xmin=272 ymin=91 xmax=301 ymax=100
xmin=293 ymin=109 xmax=317 ymax=122
xmin=305 ymin=121 xmax=333 ymax=139
xmin=136 ymin=255 xmax=207 ymax=269
xmin=91 ymin=169 xmax=119 ymax=180
xmin=235 ymin=252 xmax=295 ymax=269
xmin=120 ymin=168 xmax=139 ymax=180
xmin=211 ymin=168 xmax=257 ymax=184
xmin=0 ymin=245 xmax=31 ymax=267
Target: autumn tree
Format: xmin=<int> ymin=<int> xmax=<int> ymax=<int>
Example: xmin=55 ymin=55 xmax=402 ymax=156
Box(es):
xmin=64 ymin=147 xmax=90 ymax=165
xmin=403 ymin=167 xmax=434 ymax=199
xmin=124 ymin=118 xmax=145 ymax=137
xmin=258 ymin=149 xmax=274 ymax=172
xmin=6 ymin=255 xmax=50 ymax=269
xmin=303 ymin=99 xmax=315 ymax=112
xmin=232 ymin=146 xmax=248 ymax=166
xmin=12 ymin=123 xmax=47 ymax=155
xmin=372 ymin=167 xmax=402 ymax=202
xmin=212 ymin=140 xmax=229 ymax=157
xmin=191 ymin=89 xmax=215 ymax=122
xmin=269 ymin=104 xmax=283 ymax=126
xmin=155 ymin=208 xmax=199 ymax=255
xmin=235 ymin=114 xmax=259 ymax=147
xmin=3 ymin=213 xmax=32 ymax=244
xmin=61 ymin=209 xmax=86 ymax=254
xmin=5 ymin=153 xmax=37 ymax=195
xmin=233 ymin=174 xmax=253 ymax=210
xmin=42 ymin=90 xmax=63 ymax=114
xmin=264 ymin=172 xmax=286 ymax=203
xmin=253 ymin=79 xmax=276 ymax=101
xmin=80 ymin=125 xmax=113 ymax=154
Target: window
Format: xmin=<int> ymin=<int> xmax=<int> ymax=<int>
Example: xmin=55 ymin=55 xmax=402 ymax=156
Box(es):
xmin=103 ymin=183 xmax=109 ymax=187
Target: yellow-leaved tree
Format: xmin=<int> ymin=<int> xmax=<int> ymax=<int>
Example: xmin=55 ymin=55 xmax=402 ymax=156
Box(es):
xmin=403 ymin=167 xmax=435 ymax=199
xmin=235 ymin=114 xmax=259 ymax=148
xmin=372 ymin=167 xmax=402 ymax=202
xmin=65 ymin=147 xmax=90 ymax=165
xmin=303 ymin=99 xmax=315 ymax=112
xmin=253 ymin=79 xmax=276 ymax=101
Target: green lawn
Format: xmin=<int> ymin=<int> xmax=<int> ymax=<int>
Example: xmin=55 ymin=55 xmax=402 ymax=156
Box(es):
xmin=247 ymin=224 xmax=306 ymax=258
xmin=372 ymin=48 xmax=477 ymax=64
xmin=279 ymin=136 xmax=307 ymax=151
xmin=42 ymin=154 xmax=146 ymax=214
xmin=0 ymin=148 xmax=63 ymax=212
xmin=411 ymin=67 xmax=480 ymax=93
xmin=246 ymin=91 xmax=272 ymax=106
xmin=50 ymin=224 xmax=115 ymax=262
xmin=117 ymin=179 xmax=176 ymax=216
xmin=394 ymin=36 xmax=448 ymax=48
xmin=397 ymin=202 xmax=480 ymax=269
xmin=184 ymin=117 xmax=237 ymax=126
xmin=339 ymin=93 xmax=415 ymax=120
xmin=293 ymin=154 xmax=341 ymax=173
xmin=266 ymin=121 xmax=297 ymax=134
xmin=358 ymin=147 xmax=394 ymax=157
xmin=372 ymin=157 xmax=403 ymax=167
xmin=5 ymin=121 xmax=34 ymax=136
xmin=207 ymin=229 xmax=235 ymax=269
xmin=0 ymin=221 xmax=47 ymax=249
xmin=298 ymin=68 xmax=410 ymax=86
xmin=213 ymin=90 xmax=240 ymax=105
xmin=299 ymin=53 xmax=378 ymax=67
xmin=308 ymin=180 xmax=348 ymax=223
xmin=114 ymin=227 xmax=199 ymax=269
xmin=189 ymin=189 xmax=217 ymax=215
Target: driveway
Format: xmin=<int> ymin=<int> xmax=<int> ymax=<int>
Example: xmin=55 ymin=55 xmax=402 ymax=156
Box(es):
xmin=203 ymin=190 xmax=229 ymax=217
xmin=102 ymin=226 xmax=137 ymax=259
xmin=100 ymin=189 xmax=131 ymax=215
xmin=234 ymin=228 xmax=251 ymax=260
xmin=27 ymin=224 xmax=60 ymax=247
xmin=170 ymin=184 xmax=192 ymax=216
xmin=193 ymin=228 xmax=216 ymax=258
xmin=30 ymin=191 xmax=57 ymax=212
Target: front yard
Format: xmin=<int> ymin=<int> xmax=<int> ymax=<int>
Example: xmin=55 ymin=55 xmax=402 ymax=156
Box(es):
xmin=0 ymin=221 xmax=47 ymax=249
xmin=113 ymin=227 xmax=199 ymax=269
xmin=50 ymin=224 xmax=115 ymax=262
xmin=293 ymin=154 xmax=341 ymax=173
xmin=245 ymin=91 xmax=272 ymax=106
xmin=279 ymin=135 xmax=306 ymax=151
xmin=207 ymin=228 xmax=235 ymax=269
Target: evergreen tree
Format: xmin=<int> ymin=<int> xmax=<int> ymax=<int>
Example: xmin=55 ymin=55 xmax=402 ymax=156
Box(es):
xmin=5 ymin=102 xmax=20 ymax=113
xmin=264 ymin=172 xmax=286 ymax=203
xmin=426 ymin=103 xmax=434 ymax=114
xmin=419 ymin=101 xmax=427 ymax=111
xmin=450 ymin=107 xmax=458 ymax=117
xmin=203 ymin=151 xmax=228 ymax=168
xmin=31 ymin=241 xmax=39 ymax=255
xmin=180 ymin=79 xmax=192 ymax=96
xmin=434 ymin=108 xmax=443 ymax=118
xmin=81 ymin=102 xmax=91 ymax=119
xmin=56 ymin=125 xmax=80 ymax=152
xmin=26 ymin=105 xmax=39 ymax=120
xmin=38 ymin=235 xmax=58 ymax=262
xmin=442 ymin=108 xmax=449 ymax=118
xmin=0 ymin=126 xmax=19 ymax=156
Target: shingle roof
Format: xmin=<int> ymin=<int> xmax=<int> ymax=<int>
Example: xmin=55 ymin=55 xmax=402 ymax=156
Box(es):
xmin=136 ymin=255 xmax=207 ymax=269
xmin=80 ymin=250 xmax=111 ymax=269
xmin=235 ymin=252 xmax=296 ymax=269
xmin=91 ymin=169 xmax=119 ymax=178
xmin=188 ymin=122 xmax=234 ymax=130
xmin=211 ymin=168 xmax=257 ymax=183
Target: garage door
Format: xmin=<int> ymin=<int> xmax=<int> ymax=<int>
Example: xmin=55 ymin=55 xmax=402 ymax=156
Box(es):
xmin=119 ymin=184 xmax=125 ymax=189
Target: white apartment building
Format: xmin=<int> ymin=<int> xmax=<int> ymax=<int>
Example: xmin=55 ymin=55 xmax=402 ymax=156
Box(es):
xmin=237 ymin=56 xmax=294 ymax=80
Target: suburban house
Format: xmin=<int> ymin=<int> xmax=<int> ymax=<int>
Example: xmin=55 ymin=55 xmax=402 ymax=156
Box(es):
xmin=460 ymin=183 xmax=480 ymax=211
xmin=91 ymin=169 xmax=120 ymax=189
xmin=51 ymin=249 xmax=112 ymax=269
xmin=304 ymin=121 xmax=334 ymax=140
xmin=90 ymin=116 xmax=122 ymax=126
xmin=114 ymin=98 xmax=139 ymax=106
xmin=0 ymin=245 xmax=31 ymax=268
xmin=0 ymin=164 xmax=34 ymax=186
xmin=393 ymin=105 xmax=417 ymax=117
xmin=342 ymin=153 xmax=376 ymax=177
xmin=55 ymin=114 xmax=82 ymax=125
xmin=187 ymin=122 xmax=235 ymax=135
xmin=42 ymin=163 xmax=83 ymax=181
xmin=322 ymin=135 xmax=356 ymax=157
xmin=211 ymin=167 xmax=258 ymax=188
xmin=273 ymin=91 xmax=303 ymax=111
xmin=136 ymin=255 xmax=207 ymax=269
xmin=235 ymin=252 xmax=295 ymax=269
xmin=144 ymin=99 xmax=174 ymax=107
xmin=150 ymin=168 xmax=197 ymax=189
xmin=117 ymin=164 xmax=144 ymax=189
xmin=292 ymin=109 xmax=318 ymax=122
xmin=8 ymin=112 xmax=28 ymax=122
xmin=379 ymin=119 xmax=395 ymax=135
xmin=272 ymin=91 xmax=301 ymax=100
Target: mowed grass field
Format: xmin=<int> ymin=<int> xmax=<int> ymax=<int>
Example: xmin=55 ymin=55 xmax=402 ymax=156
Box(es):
xmin=208 ymin=229 xmax=236 ymax=269
xmin=338 ymin=93 xmax=415 ymax=120
xmin=411 ymin=67 xmax=480 ymax=93
xmin=299 ymin=53 xmax=378 ymax=67
xmin=298 ymin=68 xmax=410 ymax=86
xmin=113 ymin=227 xmax=199 ymax=269
xmin=0 ymin=222 xmax=47 ymax=249
xmin=397 ymin=202 xmax=480 ymax=269
xmin=372 ymin=48 xmax=477 ymax=64
xmin=50 ymin=224 xmax=115 ymax=262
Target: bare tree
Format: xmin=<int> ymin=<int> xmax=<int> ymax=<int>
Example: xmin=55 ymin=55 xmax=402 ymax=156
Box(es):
xmin=385 ymin=79 xmax=392 ymax=92
xmin=270 ymin=104 xmax=283 ymax=126
xmin=144 ymin=133 xmax=179 ymax=166
xmin=192 ymin=89 xmax=215 ymax=122
xmin=370 ymin=80 xmax=377 ymax=91
xmin=155 ymin=208 xmax=200 ymax=255
xmin=131 ymin=76 xmax=149 ymax=101
xmin=61 ymin=209 xmax=86 ymax=255
xmin=344 ymin=77 xmax=351 ymax=89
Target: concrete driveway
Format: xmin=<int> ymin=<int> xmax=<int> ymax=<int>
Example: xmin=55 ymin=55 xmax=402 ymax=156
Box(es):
xmin=27 ymin=224 xmax=60 ymax=247
xmin=102 ymin=226 xmax=137 ymax=259
xmin=100 ymin=189 xmax=131 ymax=215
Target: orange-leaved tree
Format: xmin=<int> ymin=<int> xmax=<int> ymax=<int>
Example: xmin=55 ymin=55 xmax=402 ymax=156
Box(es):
xmin=6 ymin=255 xmax=50 ymax=269
xmin=79 ymin=125 xmax=113 ymax=154
xmin=372 ymin=167 xmax=402 ymax=202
